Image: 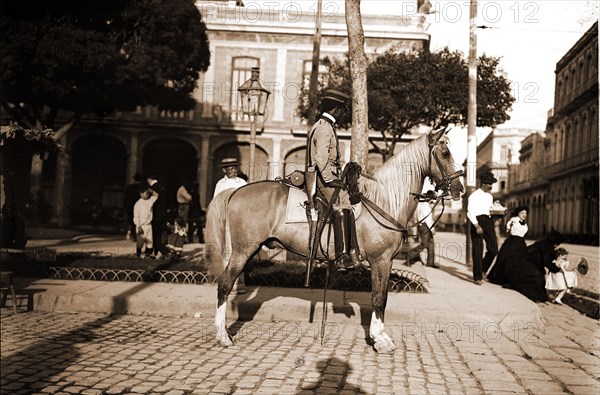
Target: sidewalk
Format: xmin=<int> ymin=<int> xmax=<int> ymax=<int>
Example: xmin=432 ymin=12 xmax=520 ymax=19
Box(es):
xmin=2 ymin=231 xmax=599 ymax=395
xmin=6 ymin=232 xmax=544 ymax=333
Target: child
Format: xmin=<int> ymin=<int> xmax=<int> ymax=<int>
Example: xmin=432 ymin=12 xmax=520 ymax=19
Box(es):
xmin=166 ymin=216 xmax=187 ymax=254
xmin=133 ymin=187 xmax=158 ymax=258
xmin=545 ymin=247 xmax=577 ymax=304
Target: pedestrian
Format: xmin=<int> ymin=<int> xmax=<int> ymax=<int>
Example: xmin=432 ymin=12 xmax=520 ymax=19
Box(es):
xmin=187 ymin=181 xmax=204 ymax=243
xmin=413 ymin=196 xmax=439 ymax=268
xmin=545 ymin=247 xmax=577 ymax=304
xmin=146 ymin=173 xmax=169 ymax=258
xmin=176 ymin=180 xmax=193 ymax=235
xmin=488 ymin=206 xmax=528 ymax=285
xmin=307 ymin=88 xmax=366 ymax=272
xmin=467 ymin=170 xmax=499 ymax=285
xmin=166 ymin=216 xmax=188 ymax=255
xmin=133 ymin=186 xmax=158 ymax=258
xmin=213 ymin=157 xmax=247 ymax=197
xmin=503 ymin=230 xmax=564 ymax=302
xmin=123 ymin=172 xmax=143 ymax=241
xmin=213 ymin=157 xmax=248 ymax=294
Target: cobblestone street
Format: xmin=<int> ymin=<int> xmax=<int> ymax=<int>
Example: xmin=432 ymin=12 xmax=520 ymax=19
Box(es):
xmin=1 ymin=301 xmax=598 ymax=395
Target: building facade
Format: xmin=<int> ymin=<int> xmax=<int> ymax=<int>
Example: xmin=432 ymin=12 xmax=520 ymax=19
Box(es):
xmin=504 ymin=22 xmax=599 ymax=244
xmin=442 ymin=127 xmax=535 ymax=233
xmin=474 ymin=127 xmax=536 ymax=199
xmin=22 ymin=1 xmax=430 ymax=227
xmin=504 ymin=132 xmax=550 ymax=238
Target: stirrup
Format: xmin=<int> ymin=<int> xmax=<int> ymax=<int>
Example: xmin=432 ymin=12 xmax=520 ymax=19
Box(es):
xmin=349 ymin=249 xmax=369 ymax=272
xmin=335 ymin=254 xmax=356 ymax=272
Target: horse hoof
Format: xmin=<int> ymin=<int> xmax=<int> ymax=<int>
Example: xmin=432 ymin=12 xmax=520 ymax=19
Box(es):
xmin=374 ymin=340 xmax=396 ymax=354
xmin=217 ymin=336 xmax=234 ymax=347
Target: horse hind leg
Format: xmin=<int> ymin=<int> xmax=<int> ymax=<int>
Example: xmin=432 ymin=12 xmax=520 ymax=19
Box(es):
xmin=214 ymin=251 xmax=251 ymax=347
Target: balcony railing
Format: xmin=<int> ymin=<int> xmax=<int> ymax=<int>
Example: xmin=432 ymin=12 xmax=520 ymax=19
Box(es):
xmin=545 ymin=148 xmax=599 ymax=176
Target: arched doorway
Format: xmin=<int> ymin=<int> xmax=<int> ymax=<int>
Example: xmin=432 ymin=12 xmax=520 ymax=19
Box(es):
xmin=284 ymin=147 xmax=306 ymax=177
xmin=71 ymin=134 xmax=126 ymax=225
xmin=143 ymin=139 xmax=198 ymax=212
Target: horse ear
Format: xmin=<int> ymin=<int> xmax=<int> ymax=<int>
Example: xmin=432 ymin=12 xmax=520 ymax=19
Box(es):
xmin=429 ymin=126 xmax=447 ymax=142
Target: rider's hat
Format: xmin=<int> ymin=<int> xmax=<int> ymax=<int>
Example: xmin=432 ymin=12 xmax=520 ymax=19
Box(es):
xmin=323 ymin=89 xmax=350 ymax=107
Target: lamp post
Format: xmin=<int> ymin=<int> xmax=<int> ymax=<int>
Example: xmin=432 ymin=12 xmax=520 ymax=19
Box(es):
xmin=237 ymin=67 xmax=271 ymax=182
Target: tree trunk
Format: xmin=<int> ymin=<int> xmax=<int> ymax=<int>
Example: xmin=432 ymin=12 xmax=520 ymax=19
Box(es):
xmin=345 ymin=0 xmax=369 ymax=169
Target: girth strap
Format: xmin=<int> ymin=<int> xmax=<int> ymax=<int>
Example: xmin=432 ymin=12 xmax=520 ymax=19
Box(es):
xmin=359 ymin=194 xmax=409 ymax=241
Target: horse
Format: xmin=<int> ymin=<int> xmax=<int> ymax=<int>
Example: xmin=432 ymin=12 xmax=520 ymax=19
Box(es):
xmin=204 ymin=127 xmax=464 ymax=353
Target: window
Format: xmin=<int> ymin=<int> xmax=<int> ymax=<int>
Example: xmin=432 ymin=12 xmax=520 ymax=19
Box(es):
xmin=302 ymin=60 xmax=329 ymax=91
xmin=499 ymin=144 xmax=510 ymax=162
xmin=231 ymin=56 xmax=260 ymax=120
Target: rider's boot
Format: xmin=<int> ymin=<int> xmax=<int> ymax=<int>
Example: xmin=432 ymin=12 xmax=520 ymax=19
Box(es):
xmin=348 ymin=209 xmax=369 ymax=271
xmin=333 ymin=209 xmax=368 ymax=272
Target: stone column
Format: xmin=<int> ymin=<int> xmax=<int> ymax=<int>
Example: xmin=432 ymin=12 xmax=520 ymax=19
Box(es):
xmin=269 ymin=138 xmax=282 ymax=179
xmin=29 ymin=155 xmax=44 ymax=221
xmin=52 ymin=135 xmax=71 ymax=227
xmin=126 ymin=132 xmax=140 ymax=182
xmin=272 ymin=48 xmax=287 ymax=122
xmin=199 ymin=135 xmax=211 ymax=207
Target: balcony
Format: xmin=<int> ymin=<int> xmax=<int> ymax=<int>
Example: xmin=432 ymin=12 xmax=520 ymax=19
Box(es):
xmin=546 ymin=148 xmax=599 ymax=178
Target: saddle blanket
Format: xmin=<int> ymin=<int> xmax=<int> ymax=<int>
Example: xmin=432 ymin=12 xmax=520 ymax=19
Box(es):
xmin=285 ymin=187 xmax=362 ymax=224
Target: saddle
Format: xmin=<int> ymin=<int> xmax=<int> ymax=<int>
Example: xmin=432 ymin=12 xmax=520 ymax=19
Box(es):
xmin=278 ymin=162 xmax=363 ymax=286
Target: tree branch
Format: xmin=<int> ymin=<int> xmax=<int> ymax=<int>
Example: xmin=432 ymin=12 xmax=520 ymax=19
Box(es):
xmin=2 ymin=101 xmax=36 ymax=129
xmin=53 ymin=112 xmax=82 ymax=141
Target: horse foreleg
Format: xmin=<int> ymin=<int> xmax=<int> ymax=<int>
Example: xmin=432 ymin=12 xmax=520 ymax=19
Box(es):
xmin=370 ymin=311 xmax=395 ymax=354
xmin=369 ymin=260 xmax=396 ymax=354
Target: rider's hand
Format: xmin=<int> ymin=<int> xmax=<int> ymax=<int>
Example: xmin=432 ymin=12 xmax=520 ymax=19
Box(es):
xmin=326 ymin=178 xmax=345 ymax=189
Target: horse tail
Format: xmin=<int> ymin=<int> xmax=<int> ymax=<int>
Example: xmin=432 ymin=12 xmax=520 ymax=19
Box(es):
xmin=204 ymin=188 xmax=236 ymax=280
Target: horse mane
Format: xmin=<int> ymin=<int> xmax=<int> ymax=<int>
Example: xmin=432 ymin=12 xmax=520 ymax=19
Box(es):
xmin=360 ymin=134 xmax=429 ymax=220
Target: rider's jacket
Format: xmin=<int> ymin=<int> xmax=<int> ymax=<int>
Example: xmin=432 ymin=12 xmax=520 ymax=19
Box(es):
xmin=309 ymin=113 xmax=340 ymax=183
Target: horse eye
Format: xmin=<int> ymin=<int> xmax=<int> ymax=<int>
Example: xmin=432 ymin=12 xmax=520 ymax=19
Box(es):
xmin=441 ymin=150 xmax=450 ymax=158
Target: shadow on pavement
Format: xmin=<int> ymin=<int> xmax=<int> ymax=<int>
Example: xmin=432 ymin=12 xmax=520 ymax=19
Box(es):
xmin=294 ymin=356 xmax=364 ymax=394
xmin=562 ymin=289 xmax=600 ymax=319
xmin=0 ymin=281 xmax=154 ymax=394
xmin=435 ymin=262 xmax=473 ymax=283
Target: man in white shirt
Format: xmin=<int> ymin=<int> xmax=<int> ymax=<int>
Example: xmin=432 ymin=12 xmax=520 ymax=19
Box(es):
xmin=213 ymin=157 xmax=247 ymax=197
xmin=467 ymin=170 xmax=499 ymax=285
xmin=133 ymin=187 xmax=159 ymax=258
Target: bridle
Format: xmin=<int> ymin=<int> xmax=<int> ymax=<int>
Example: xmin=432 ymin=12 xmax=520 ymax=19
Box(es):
xmin=360 ymin=129 xmax=464 ymax=238
xmin=427 ymin=131 xmax=464 ymax=198
xmin=405 ymin=130 xmax=464 ymax=236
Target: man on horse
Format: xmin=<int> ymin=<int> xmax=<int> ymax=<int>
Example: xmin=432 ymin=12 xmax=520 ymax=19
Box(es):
xmin=307 ymin=88 xmax=366 ymax=272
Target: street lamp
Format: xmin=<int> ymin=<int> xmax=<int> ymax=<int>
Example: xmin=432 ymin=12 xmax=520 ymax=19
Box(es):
xmin=237 ymin=67 xmax=271 ymax=182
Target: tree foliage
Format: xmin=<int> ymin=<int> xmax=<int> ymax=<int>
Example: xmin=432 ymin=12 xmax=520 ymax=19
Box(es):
xmin=298 ymin=47 xmax=515 ymax=160
xmin=0 ymin=0 xmax=210 ymax=136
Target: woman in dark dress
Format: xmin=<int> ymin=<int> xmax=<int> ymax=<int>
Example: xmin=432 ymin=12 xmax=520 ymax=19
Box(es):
xmin=488 ymin=206 xmax=529 ymax=285
xmin=503 ymin=230 xmax=563 ymax=302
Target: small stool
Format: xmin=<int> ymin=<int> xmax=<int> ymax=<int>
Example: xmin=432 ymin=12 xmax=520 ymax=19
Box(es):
xmin=0 ymin=271 xmax=18 ymax=314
